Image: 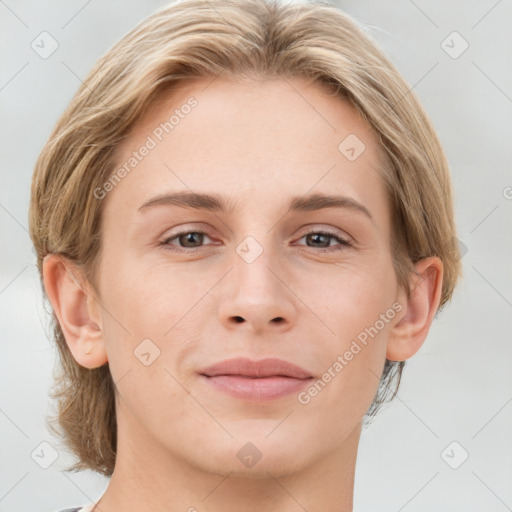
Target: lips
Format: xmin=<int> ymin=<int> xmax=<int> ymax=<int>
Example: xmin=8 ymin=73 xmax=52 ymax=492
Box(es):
xmin=198 ymin=357 xmax=314 ymax=401
xmin=198 ymin=357 xmax=313 ymax=379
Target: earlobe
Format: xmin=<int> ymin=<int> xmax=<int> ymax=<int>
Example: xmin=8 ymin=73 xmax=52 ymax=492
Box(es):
xmin=42 ymin=254 xmax=108 ymax=369
xmin=386 ymin=257 xmax=444 ymax=362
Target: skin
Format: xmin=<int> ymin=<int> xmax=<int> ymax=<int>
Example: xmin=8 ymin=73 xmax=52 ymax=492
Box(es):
xmin=43 ymin=75 xmax=443 ymax=512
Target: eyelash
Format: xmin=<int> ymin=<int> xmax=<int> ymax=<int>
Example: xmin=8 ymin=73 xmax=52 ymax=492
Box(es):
xmin=158 ymin=229 xmax=353 ymax=253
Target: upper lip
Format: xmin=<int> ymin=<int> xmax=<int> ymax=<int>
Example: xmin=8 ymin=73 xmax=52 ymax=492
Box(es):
xmin=198 ymin=357 xmax=313 ymax=379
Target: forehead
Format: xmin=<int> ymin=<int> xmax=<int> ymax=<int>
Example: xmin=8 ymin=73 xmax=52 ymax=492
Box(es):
xmin=106 ymin=75 xmax=387 ymax=218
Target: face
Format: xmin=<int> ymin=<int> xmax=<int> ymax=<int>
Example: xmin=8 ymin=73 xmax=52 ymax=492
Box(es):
xmin=92 ymin=75 xmax=404 ymax=477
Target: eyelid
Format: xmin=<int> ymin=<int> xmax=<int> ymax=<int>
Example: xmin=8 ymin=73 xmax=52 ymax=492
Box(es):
xmin=160 ymin=222 xmax=212 ymax=238
xmin=295 ymin=224 xmax=352 ymax=241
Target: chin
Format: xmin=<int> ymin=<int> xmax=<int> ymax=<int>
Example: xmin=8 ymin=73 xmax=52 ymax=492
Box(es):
xmin=186 ymin=432 xmax=313 ymax=479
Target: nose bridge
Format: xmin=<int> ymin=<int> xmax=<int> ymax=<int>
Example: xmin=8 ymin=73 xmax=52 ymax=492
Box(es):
xmin=232 ymin=231 xmax=282 ymax=295
xmin=229 ymin=206 xmax=280 ymax=269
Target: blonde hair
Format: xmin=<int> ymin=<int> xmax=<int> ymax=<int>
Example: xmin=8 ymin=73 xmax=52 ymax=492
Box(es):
xmin=29 ymin=0 xmax=462 ymax=477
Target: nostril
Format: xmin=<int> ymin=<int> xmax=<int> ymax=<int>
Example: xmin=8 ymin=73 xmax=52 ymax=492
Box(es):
xmin=272 ymin=317 xmax=284 ymax=323
xmin=233 ymin=316 xmax=244 ymax=323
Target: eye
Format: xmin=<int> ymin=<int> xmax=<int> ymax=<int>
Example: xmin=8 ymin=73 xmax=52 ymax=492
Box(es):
xmin=159 ymin=230 xmax=214 ymax=252
xmin=295 ymin=230 xmax=352 ymax=252
xmin=159 ymin=228 xmax=353 ymax=253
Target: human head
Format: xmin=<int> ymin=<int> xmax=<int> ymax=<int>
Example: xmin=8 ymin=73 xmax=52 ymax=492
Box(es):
xmin=29 ymin=0 xmax=461 ymax=477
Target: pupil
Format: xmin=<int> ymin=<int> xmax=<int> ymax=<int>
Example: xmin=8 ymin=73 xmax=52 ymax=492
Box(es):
xmin=309 ymin=233 xmax=329 ymax=247
xmin=181 ymin=232 xmax=202 ymax=247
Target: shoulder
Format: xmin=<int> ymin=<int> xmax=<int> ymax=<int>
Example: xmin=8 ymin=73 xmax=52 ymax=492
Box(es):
xmin=54 ymin=505 xmax=94 ymax=512
xmin=54 ymin=501 xmax=96 ymax=512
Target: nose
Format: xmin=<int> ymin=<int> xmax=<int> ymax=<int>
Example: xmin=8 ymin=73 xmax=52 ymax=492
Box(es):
xmin=217 ymin=244 xmax=298 ymax=334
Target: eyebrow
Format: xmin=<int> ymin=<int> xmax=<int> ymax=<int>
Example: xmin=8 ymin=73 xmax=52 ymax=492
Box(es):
xmin=137 ymin=191 xmax=374 ymax=223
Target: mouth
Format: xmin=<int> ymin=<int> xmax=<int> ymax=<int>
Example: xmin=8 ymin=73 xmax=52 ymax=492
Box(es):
xmin=198 ymin=357 xmax=314 ymax=401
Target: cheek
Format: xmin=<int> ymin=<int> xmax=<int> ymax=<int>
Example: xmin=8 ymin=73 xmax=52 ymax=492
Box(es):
xmin=301 ymin=258 xmax=398 ymax=336
xmin=99 ymin=261 xmax=210 ymax=382
xmin=100 ymin=257 xmax=198 ymax=333
xmin=296 ymin=262 xmax=397 ymax=407
xmin=99 ymin=271 xmax=194 ymax=422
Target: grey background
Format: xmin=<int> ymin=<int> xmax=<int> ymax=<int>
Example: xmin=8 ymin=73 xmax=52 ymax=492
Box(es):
xmin=1 ymin=0 xmax=511 ymax=511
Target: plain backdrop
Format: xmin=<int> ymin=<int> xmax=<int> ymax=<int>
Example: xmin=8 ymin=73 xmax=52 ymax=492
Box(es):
xmin=1 ymin=0 xmax=511 ymax=511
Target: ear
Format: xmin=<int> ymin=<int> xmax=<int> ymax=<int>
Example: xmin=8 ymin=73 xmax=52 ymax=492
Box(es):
xmin=386 ymin=257 xmax=444 ymax=362
xmin=42 ymin=254 xmax=108 ymax=369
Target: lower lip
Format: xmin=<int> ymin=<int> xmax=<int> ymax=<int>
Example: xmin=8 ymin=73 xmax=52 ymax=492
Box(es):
xmin=201 ymin=375 xmax=313 ymax=401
